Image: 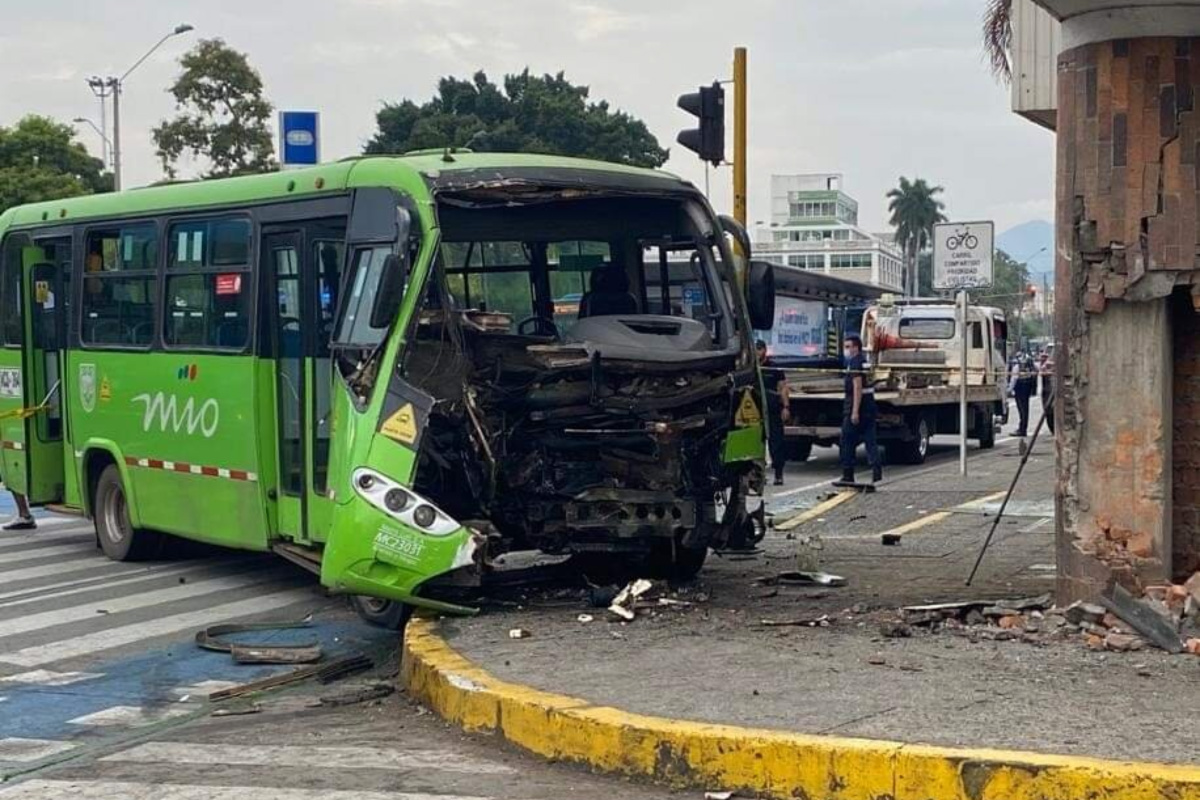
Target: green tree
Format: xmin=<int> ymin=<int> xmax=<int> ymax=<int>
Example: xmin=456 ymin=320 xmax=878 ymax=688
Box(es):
xmin=969 ymin=248 xmax=1031 ymax=319
xmin=887 ymin=177 xmax=947 ymax=296
xmin=366 ymin=70 xmax=669 ymax=168
xmin=152 ymin=38 xmax=275 ymax=179
xmin=0 ymin=115 xmax=110 ymax=215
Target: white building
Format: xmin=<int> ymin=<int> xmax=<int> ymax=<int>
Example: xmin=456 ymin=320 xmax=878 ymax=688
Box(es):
xmin=754 ymin=174 xmax=905 ymax=293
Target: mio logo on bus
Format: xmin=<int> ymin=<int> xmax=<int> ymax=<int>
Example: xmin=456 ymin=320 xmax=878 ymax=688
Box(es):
xmin=131 ymin=392 xmax=220 ymax=438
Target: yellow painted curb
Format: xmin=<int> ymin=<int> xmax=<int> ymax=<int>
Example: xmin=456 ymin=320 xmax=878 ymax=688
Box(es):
xmin=404 ymin=618 xmax=1200 ymax=800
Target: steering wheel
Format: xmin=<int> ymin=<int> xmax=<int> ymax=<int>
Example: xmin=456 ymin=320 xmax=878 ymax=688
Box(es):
xmin=517 ymin=316 xmax=558 ymax=337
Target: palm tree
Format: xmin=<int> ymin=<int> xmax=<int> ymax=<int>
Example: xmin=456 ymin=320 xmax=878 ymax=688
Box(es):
xmin=983 ymin=0 xmax=1014 ymax=83
xmin=887 ymin=177 xmax=947 ymax=297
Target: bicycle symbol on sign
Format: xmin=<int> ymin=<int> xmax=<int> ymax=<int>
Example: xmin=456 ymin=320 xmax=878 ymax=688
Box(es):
xmin=945 ymin=228 xmax=979 ymax=251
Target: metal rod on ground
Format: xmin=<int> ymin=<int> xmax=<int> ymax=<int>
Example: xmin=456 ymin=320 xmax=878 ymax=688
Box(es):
xmin=965 ymin=390 xmax=1052 ymax=586
xmin=958 ymin=289 xmax=968 ymax=477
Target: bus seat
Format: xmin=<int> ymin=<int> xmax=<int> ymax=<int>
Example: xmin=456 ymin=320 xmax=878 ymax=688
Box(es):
xmin=579 ymin=266 xmax=637 ymax=318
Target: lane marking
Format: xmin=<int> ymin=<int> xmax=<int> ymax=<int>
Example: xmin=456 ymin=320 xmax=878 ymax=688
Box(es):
xmin=952 ymin=490 xmax=1013 ymax=512
xmin=0 ymin=738 xmax=75 ymax=764
xmin=0 ymin=572 xmax=288 ymax=640
xmin=0 ymin=557 xmax=115 ymax=586
xmin=0 ymin=545 xmax=97 ymax=570
xmin=67 ymin=705 xmax=192 ymax=727
xmin=102 ymin=741 xmax=519 ymax=774
xmin=0 ymin=670 xmax=102 ymax=687
xmin=852 ymin=491 xmax=1016 ymax=542
xmin=774 ymin=491 xmax=857 ymax=532
xmin=0 ymin=561 xmax=222 ymax=610
xmin=0 ymin=781 xmax=491 ymax=800
xmin=0 ymin=588 xmax=315 ymax=668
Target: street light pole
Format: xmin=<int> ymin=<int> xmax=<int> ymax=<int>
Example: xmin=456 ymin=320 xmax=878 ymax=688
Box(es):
xmin=85 ymin=77 xmax=112 ymax=168
xmin=72 ymin=118 xmax=112 ymax=164
xmin=104 ymin=23 xmax=194 ymax=191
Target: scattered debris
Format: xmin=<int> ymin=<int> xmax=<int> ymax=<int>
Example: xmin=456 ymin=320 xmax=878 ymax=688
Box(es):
xmin=576 ymin=614 xmax=594 ymax=623
xmin=508 ymin=628 xmax=532 ymax=640
xmin=607 ymin=579 xmax=656 ymax=620
xmin=196 ymin=619 xmax=321 ymax=664
xmin=211 ymin=703 xmax=261 ymax=717
xmin=319 ymin=683 xmax=395 ymax=707
xmin=586 ymin=583 xmax=621 ymax=608
xmin=315 ymin=654 xmax=373 ymax=685
xmin=866 ymin=655 xmax=887 ymax=665
xmin=881 ymin=533 xmax=902 ymax=546
xmin=758 ymin=615 xmax=830 ymax=628
xmin=878 ymin=621 xmax=911 ymax=638
xmin=704 ymin=792 xmax=736 ymax=800
xmin=1100 ymin=583 xmax=1184 ymax=654
xmin=208 ymin=654 xmax=373 ymax=702
xmin=771 ymin=570 xmax=846 ymax=588
xmin=1063 ymin=601 xmax=1105 ymax=626
xmin=1103 ymin=632 xmax=1146 ymax=652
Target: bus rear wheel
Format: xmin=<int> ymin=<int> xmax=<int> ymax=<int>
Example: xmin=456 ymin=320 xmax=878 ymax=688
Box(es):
xmin=94 ymin=465 xmax=162 ymax=561
xmin=349 ymin=595 xmax=413 ymax=631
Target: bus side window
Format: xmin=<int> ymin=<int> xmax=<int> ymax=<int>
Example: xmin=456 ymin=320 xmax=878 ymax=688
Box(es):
xmin=0 ymin=235 xmax=26 ymax=347
xmin=164 ymin=217 xmax=252 ymax=350
xmin=81 ymin=224 xmax=157 ymax=348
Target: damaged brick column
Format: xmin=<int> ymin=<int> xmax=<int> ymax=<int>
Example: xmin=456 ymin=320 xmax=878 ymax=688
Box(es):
xmin=1054 ymin=29 xmax=1200 ymax=602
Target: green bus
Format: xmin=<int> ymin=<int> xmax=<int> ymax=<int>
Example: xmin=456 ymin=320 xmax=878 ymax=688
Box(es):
xmin=0 ymin=152 xmax=773 ymax=624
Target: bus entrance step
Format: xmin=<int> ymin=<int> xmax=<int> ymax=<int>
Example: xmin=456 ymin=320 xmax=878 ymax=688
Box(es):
xmin=272 ymin=542 xmax=323 ymax=575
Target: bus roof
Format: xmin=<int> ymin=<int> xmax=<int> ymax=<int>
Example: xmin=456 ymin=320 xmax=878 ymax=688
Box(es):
xmin=0 ymin=152 xmax=692 ymax=231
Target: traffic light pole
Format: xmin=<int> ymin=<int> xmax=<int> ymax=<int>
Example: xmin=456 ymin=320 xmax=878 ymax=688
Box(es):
xmin=733 ymin=47 xmax=747 ymax=226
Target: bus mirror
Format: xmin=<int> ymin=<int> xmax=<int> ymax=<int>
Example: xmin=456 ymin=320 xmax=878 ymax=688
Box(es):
xmin=747 ymin=259 xmax=776 ymax=331
xmin=369 ymin=254 xmax=407 ymax=330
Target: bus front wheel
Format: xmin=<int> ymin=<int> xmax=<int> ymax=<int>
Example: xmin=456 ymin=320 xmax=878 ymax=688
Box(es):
xmin=349 ymin=595 xmax=413 ymax=631
xmin=94 ymin=465 xmax=162 ymax=561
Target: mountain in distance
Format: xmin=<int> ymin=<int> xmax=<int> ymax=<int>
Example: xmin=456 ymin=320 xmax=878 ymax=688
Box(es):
xmin=997 ymin=220 xmax=1054 ymax=277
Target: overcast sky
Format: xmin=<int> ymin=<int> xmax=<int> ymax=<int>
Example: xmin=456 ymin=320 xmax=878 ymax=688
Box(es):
xmin=0 ymin=0 xmax=1054 ymax=234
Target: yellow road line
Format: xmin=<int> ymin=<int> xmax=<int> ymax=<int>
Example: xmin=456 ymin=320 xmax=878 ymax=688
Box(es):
xmin=856 ymin=491 xmax=1012 ymax=542
xmin=403 ymin=618 xmax=1200 ymax=800
xmin=773 ymin=490 xmax=857 ymax=532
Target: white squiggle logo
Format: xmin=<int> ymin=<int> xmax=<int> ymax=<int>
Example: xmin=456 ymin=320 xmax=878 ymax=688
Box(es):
xmin=131 ymin=392 xmax=220 ymax=439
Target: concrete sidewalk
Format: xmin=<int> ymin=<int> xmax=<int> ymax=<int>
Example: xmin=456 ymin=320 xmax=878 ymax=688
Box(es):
xmin=405 ymin=437 xmax=1200 ymax=798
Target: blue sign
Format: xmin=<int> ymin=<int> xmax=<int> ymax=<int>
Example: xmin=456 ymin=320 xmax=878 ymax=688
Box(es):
xmin=279 ymin=111 xmax=320 ymax=167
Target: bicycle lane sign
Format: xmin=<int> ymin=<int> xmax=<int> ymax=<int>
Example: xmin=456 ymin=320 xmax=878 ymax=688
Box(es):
xmin=933 ymin=220 xmax=994 ymax=290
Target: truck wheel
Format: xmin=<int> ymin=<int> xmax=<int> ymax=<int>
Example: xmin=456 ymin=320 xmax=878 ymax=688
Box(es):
xmin=785 ymin=437 xmax=813 ymax=462
xmin=94 ymin=465 xmax=162 ymax=561
xmin=895 ymin=415 xmax=931 ymax=464
xmin=978 ymin=408 xmax=996 ymax=449
xmin=349 ymin=596 xmax=413 ymax=630
xmin=648 ymin=539 xmax=709 ymax=581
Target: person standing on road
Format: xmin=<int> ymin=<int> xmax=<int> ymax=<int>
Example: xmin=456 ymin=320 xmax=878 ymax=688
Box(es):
xmin=2 ymin=491 xmax=36 ymax=531
xmin=1010 ymin=351 xmax=1036 ymax=437
xmin=839 ymin=334 xmax=882 ymax=485
xmin=1038 ymin=351 xmax=1055 ymax=435
xmin=757 ymin=340 xmax=790 ymax=486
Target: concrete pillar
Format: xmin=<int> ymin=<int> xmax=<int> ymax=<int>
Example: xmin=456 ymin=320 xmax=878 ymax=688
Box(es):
xmin=1043 ymin=2 xmax=1200 ymax=601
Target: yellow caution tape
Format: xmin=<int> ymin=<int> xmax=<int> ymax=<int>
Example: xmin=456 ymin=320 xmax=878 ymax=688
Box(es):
xmin=0 ymin=404 xmax=48 ymax=422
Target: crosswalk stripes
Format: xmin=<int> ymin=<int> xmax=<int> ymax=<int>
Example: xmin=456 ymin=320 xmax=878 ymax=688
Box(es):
xmin=0 ymin=781 xmax=492 ymax=799
xmin=0 ymin=741 xmax=518 ymax=799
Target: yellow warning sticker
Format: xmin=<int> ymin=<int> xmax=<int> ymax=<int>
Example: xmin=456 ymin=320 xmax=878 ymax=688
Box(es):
xmin=380 ymin=403 xmax=419 ymax=445
xmin=99 ymin=376 xmax=111 ymax=403
xmin=34 ymin=281 xmax=49 ymax=304
xmin=734 ymin=390 xmax=762 ymax=427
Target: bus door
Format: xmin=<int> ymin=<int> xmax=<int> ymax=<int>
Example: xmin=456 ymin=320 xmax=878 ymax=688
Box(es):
xmin=25 ymin=238 xmax=70 ymax=503
xmin=0 ymin=235 xmax=68 ymax=504
xmin=261 ymin=226 xmax=342 ymax=545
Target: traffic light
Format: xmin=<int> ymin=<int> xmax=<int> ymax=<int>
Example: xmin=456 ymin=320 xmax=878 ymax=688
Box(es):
xmin=677 ymin=82 xmax=725 ymax=166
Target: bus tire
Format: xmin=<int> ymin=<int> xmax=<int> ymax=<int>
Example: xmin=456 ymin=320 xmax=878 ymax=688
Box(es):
xmin=94 ymin=465 xmax=162 ymax=561
xmin=648 ymin=538 xmax=709 ymax=581
xmin=349 ymin=596 xmax=413 ymax=631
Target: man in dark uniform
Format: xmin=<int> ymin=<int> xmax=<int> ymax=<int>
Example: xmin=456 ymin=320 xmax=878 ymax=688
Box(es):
xmin=839 ymin=334 xmax=882 ymax=485
xmin=1010 ymin=350 xmax=1037 ymax=437
xmin=756 ymin=340 xmax=790 ymax=486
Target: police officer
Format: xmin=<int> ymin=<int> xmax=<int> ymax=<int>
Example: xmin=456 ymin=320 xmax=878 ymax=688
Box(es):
xmin=756 ymin=340 xmax=790 ymax=486
xmin=840 ymin=334 xmax=882 ymax=485
xmin=1010 ymin=350 xmax=1037 ymax=437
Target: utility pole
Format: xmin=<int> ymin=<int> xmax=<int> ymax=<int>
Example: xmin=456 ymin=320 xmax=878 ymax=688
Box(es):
xmin=102 ymin=23 xmax=194 ymax=191
xmin=85 ymin=77 xmax=112 ymax=168
xmin=732 ymin=47 xmax=747 ymax=226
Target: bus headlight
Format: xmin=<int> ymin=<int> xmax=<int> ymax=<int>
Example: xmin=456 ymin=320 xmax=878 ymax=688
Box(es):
xmin=351 ymin=468 xmax=458 ymax=537
xmin=413 ymin=504 xmax=437 ymax=529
